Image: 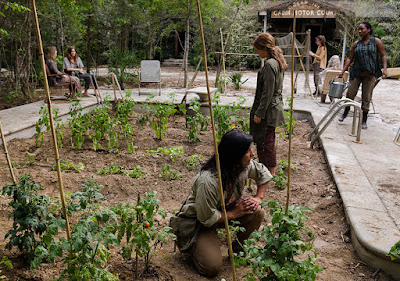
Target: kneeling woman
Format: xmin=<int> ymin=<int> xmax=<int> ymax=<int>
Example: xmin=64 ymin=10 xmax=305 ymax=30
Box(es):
xmin=170 ymin=130 xmax=272 ymax=277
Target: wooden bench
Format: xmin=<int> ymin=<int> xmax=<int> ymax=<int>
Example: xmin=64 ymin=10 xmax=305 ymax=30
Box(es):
xmin=45 ymin=64 xmax=75 ymax=98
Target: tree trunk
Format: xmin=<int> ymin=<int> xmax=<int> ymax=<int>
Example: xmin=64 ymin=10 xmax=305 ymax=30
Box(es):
xmin=183 ymin=0 xmax=190 ymax=88
xmin=86 ymin=1 xmax=92 ymax=72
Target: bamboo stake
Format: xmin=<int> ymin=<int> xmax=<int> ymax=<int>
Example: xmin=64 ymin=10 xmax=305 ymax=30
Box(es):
xmin=293 ymin=38 xmax=314 ymax=99
xmin=113 ymin=74 xmax=124 ymax=101
xmin=286 ymin=14 xmax=296 ymax=215
xmin=196 ymin=1 xmax=236 ymax=280
xmin=31 ymin=0 xmax=72 ymax=244
xmin=112 ymin=73 xmax=117 ymax=101
xmin=0 ymin=120 xmax=17 ymax=184
xmin=215 ymin=0 xmax=243 ymax=86
xmin=293 ymin=33 xmax=310 ymax=87
xmin=188 ymin=56 xmax=203 ymax=89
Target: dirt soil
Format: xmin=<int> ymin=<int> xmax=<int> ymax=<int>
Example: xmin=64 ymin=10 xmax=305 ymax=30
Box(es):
xmin=0 ymin=107 xmax=394 ymax=280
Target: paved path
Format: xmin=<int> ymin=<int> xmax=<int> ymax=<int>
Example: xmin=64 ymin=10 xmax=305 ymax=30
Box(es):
xmin=0 ymin=80 xmax=400 ymax=279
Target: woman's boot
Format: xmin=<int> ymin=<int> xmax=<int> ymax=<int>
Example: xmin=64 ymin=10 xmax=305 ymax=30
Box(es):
xmin=362 ymin=111 xmax=368 ymax=129
xmin=339 ymin=107 xmax=350 ymax=122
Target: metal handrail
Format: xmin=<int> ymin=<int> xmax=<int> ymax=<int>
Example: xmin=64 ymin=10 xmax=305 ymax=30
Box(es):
xmin=308 ymin=98 xmax=354 ymax=140
xmin=310 ymin=100 xmax=363 ymax=148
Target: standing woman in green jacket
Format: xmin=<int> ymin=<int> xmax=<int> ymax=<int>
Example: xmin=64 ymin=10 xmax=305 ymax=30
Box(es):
xmin=250 ymin=33 xmax=287 ymax=176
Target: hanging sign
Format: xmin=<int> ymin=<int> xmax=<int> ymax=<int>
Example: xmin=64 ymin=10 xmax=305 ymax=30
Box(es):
xmin=271 ymin=0 xmax=336 ymax=18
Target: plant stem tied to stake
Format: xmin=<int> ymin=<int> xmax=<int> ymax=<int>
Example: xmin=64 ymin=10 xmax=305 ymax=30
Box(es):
xmin=31 ymin=0 xmax=72 ymax=250
xmin=0 ymin=120 xmax=17 ymax=184
xmin=195 ymin=0 xmax=237 ymax=280
xmin=286 ymin=14 xmax=296 ymax=215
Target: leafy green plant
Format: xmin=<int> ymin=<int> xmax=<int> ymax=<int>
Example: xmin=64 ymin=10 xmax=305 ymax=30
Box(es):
xmin=159 ymin=164 xmax=183 ymax=181
xmin=387 ymin=240 xmax=400 ymax=261
xmin=1 ymin=174 xmax=53 ymax=263
xmin=112 ymin=192 xmax=174 ymax=274
xmin=213 ymin=94 xmax=247 ymax=140
xmin=33 ymin=179 xmax=119 ymax=280
xmin=97 ymin=164 xmax=145 ymax=179
xmin=123 ymin=165 xmax=145 ymax=179
xmin=137 ymin=94 xmax=155 ymax=127
xmin=184 ymin=154 xmax=204 ymax=171
xmin=52 ymin=160 xmax=84 ymax=173
xmin=217 ymin=220 xmax=245 ymax=245
xmin=273 ymin=160 xmax=297 ymax=190
xmin=68 ymin=100 xmax=86 ymax=150
xmin=278 ymin=99 xmax=296 ymax=141
xmin=185 ymin=101 xmax=203 ymax=143
xmin=228 ymin=72 xmax=248 ymax=90
xmin=0 ymin=256 xmax=12 ymax=279
xmin=146 ymin=146 xmax=184 ymax=163
xmin=35 ymin=104 xmax=64 ymax=148
xmin=150 ymin=103 xmax=177 ymax=140
xmin=235 ymin=201 xmax=323 ymax=280
xmin=97 ymin=164 xmax=126 ymax=175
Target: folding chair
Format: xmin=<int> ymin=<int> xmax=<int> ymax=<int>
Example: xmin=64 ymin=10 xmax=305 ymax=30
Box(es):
xmin=138 ymin=60 xmax=161 ymax=96
xmin=320 ymin=70 xmax=349 ymax=103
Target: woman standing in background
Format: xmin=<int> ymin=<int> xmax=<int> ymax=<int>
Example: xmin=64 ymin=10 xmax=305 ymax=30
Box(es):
xmin=250 ymin=33 xmax=287 ymax=176
xmin=309 ymin=35 xmax=327 ymax=96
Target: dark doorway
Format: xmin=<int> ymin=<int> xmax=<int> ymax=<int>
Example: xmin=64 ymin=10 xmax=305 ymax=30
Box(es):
xmin=304 ymin=24 xmax=322 ymax=52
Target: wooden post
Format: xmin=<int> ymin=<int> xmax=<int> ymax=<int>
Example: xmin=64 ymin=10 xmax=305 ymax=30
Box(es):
xmin=220 ymin=29 xmax=227 ymax=95
xmin=0 ymin=120 xmax=17 ymax=184
xmin=286 ymin=14 xmax=296 ymax=215
xmin=196 ymin=1 xmax=236 ymax=280
xmin=31 ymin=0 xmax=72 ymax=246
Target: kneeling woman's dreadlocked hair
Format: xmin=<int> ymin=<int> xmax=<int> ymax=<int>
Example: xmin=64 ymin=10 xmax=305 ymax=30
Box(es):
xmin=253 ymin=33 xmax=287 ymax=72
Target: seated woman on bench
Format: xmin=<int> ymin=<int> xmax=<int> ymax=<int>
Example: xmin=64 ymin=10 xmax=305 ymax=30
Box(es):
xmin=45 ymin=46 xmax=81 ymax=98
xmin=63 ymin=46 xmax=99 ymax=97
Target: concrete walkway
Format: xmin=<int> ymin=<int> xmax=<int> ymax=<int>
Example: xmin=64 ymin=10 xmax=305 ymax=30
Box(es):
xmin=0 ymin=87 xmax=399 ymax=279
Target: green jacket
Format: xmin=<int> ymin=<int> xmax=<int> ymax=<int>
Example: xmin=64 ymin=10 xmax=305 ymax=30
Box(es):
xmin=250 ymin=58 xmax=286 ymax=145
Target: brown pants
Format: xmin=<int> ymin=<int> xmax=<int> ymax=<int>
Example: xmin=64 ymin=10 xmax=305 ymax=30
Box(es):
xmin=191 ymin=207 xmax=265 ymax=277
xmin=257 ymin=126 xmax=277 ymax=169
xmin=60 ymin=75 xmax=82 ymax=95
xmin=346 ymin=71 xmax=376 ymax=112
xmin=313 ymin=62 xmax=322 ymax=94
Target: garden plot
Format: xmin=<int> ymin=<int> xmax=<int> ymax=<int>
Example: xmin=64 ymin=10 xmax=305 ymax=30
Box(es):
xmin=0 ymin=96 xmax=394 ymax=280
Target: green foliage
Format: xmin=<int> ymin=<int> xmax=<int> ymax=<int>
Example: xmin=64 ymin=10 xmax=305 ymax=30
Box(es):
xmin=217 ymin=220 xmax=245 ymax=245
xmin=213 ymin=94 xmax=247 ymax=140
xmin=97 ymin=164 xmax=145 ymax=179
xmin=185 ymin=100 xmax=210 ymax=142
xmin=184 ymin=154 xmax=204 ymax=171
xmin=0 ymin=256 xmax=12 ymax=280
xmin=236 ymin=201 xmax=323 ymax=280
xmin=35 ymin=104 xmax=64 ymax=148
xmin=228 ymin=72 xmax=249 ymax=90
xmin=112 ymin=192 xmax=175 ymax=273
xmin=273 ymin=160 xmax=297 ymax=190
xmin=52 ymin=160 xmax=85 ymax=173
xmin=159 ymin=164 xmax=183 ymax=181
xmin=150 ymin=103 xmax=177 ymax=140
xmin=97 ymin=164 xmax=125 ymax=175
xmin=123 ymin=165 xmax=145 ymax=179
xmin=387 ymin=240 xmax=400 ymax=261
xmin=107 ymin=49 xmax=139 ymax=89
xmin=33 ymin=179 xmax=119 ymax=280
xmin=277 ymin=99 xmax=296 ymax=141
xmin=8 ymin=152 xmax=36 ymax=168
xmin=146 ymin=146 xmax=184 ymax=163
xmin=1 ymin=174 xmax=53 ymax=263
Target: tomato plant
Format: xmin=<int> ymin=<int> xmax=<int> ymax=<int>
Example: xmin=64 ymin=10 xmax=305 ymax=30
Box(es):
xmin=112 ymin=192 xmax=175 ymax=274
xmin=1 ymin=174 xmax=55 ymax=263
xmin=235 ymin=201 xmax=323 ymax=280
xmin=387 ymin=240 xmax=400 ymax=261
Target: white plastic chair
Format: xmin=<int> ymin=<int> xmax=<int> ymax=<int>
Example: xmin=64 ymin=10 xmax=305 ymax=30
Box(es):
xmin=138 ymin=60 xmax=161 ymax=96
